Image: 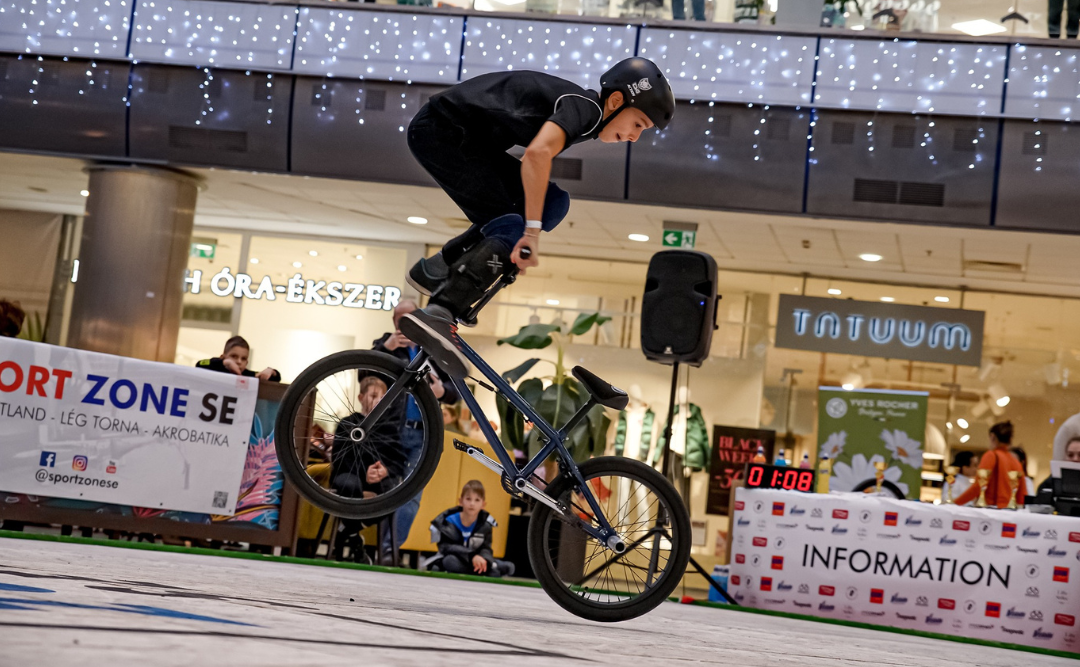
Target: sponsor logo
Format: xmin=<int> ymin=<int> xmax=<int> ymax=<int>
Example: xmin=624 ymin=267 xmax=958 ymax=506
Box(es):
xmin=753 ymin=536 xmax=768 ymax=547
xmin=832 ymin=525 xmax=848 ymax=535
xmin=1034 ymin=629 xmax=1054 ymax=640
xmin=1054 ymin=566 xmax=1070 ymax=583
xmin=1057 ymin=614 xmax=1077 ymax=626
xmin=953 ymin=520 xmax=970 ymax=531
xmin=930 ymin=518 xmax=943 ymax=529
xmin=1018 ymin=546 xmax=1038 ymax=554
xmin=789 ymin=506 xmax=806 ymax=516
xmin=734 ymin=592 xmax=746 ymax=602
xmin=806 ymin=525 xmax=825 ymax=532
xmin=1023 ymin=527 xmax=1042 ymax=538
xmin=775 ymin=523 xmax=799 ymax=529
xmin=861 ymin=611 xmax=886 ymax=617
xmin=1070 ymin=532 xmax=1080 ymax=543
xmin=1027 ymin=587 xmax=1040 ymax=598
xmin=890 ymin=594 xmax=908 ymax=605
xmin=938 ymin=598 xmax=956 ymax=610
xmin=811 ymin=508 xmax=823 ymax=518
xmin=984 ymin=544 xmax=1010 ymax=551
xmin=1002 ymin=627 xmax=1025 ymax=636
xmin=734 ymin=501 xmax=745 ymax=511
xmin=753 ymin=501 xmax=765 ymax=514
xmin=833 ymin=509 xmax=849 ymax=520
xmin=819 ymin=602 xmax=835 ymax=612
xmin=798 ymin=584 xmax=810 ymax=594
xmin=963 ymin=599 xmax=978 ymax=614
xmin=105 ymin=460 xmax=117 ymax=474
xmin=916 ymin=596 xmax=929 ymax=607
xmin=763 ymin=598 xmax=787 ymax=605
xmin=794 ymin=601 xmax=812 ymax=609
xmin=939 ymin=536 xmax=957 ymax=546
xmin=870 ymin=589 xmax=884 ymax=604
xmin=627 ymin=77 xmax=653 ymax=96
xmin=772 ymin=502 xmax=785 ymax=516
xmin=1031 ymin=610 xmax=1044 ymax=621
xmin=859 ymin=510 xmax=873 ymax=523
xmin=969 ymin=623 xmax=995 ymax=630
xmin=1006 ymin=607 xmax=1026 ymax=619
xmin=876 ymin=533 xmax=901 ymax=539
xmin=72 ymin=455 xmax=88 ymax=471
xmin=905 ymin=516 xmax=922 ymax=526
xmin=985 ymin=602 xmax=1001 ymax=618
xmin=760 ymin=577 xmax=772 ymax=591
xmin=819 ymin=585 xmax=836 ymax=596
xmin=1049 ymin=547 xmax=1067 ymax=557
xmin=1046 ymin=529 xmax=1059 ymax=540
xmin=735 ymin=554 xmax=745 ymax=564
xmin=1027 ymin=565 xmax=1041 ymax=578
xmin=896 ymin=613 xmax=917 ymax=621
xmin=964 ymin=539 xmax=977 ymax=551
xmin=751 ymin=555 xmax=762 ymax=568
xmin=1002 ymin=523 xmax=1016 ymax=538
xmin=38 ymin=451 xmax=56 ymax=468
xmin=731 ymin=575 xmax=741 ymax=586
xmin=884 ymin=512 xmax=898 ymax=526
xmin=842 ymin=606 xmax=855 ymax=616
xmin=845 ymin=587 xmax=858 ymax=600
xmin=1058 ymin=590 xmax=1070 ymax=603
xmin=925 ymin=615 xmax=943 ymax=625
xmin=737 ymin=518 xmax=751 ymax=526
xmin=978 ymin=521 xmax=993 ymax=536
xmin=777 ymin=581 xmax=793 ymax=592
xmin=910 ymin=535 xmax=930 ymax=543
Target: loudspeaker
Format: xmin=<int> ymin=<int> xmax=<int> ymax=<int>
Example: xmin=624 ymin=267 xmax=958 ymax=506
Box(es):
xmin=641 ymin=250 xmax=719 ymax=367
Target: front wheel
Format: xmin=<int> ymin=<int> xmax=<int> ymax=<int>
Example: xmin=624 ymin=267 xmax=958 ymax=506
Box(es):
xmin=527 ymin=457 xmax=691 ymax=622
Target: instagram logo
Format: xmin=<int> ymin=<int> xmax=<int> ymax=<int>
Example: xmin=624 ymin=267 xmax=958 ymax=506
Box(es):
xmin=72 ymin=455 xmax=88 ymax=471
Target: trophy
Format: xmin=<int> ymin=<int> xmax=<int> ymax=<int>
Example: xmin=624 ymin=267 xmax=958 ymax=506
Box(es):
xmin=975 ymin=469 xmax=990 ymax=508
xmin=1006 ymin=470 xmax=1020 ymax=510
xmin=943 ymin=466 xmax=958 ymax=505
xmin=874 ymin=460 xmax=886 ymax=494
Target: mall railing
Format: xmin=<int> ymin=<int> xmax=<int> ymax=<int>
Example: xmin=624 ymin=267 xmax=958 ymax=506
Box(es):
xmin=1 ymin=0 xmax=1079 ymax=232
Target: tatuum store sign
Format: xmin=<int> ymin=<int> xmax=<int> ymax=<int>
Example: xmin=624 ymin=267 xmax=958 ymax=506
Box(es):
xmin=774 ymin=295 xmax=984 ymax=367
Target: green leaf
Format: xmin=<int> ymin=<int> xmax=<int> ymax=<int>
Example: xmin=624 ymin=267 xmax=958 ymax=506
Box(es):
xmin=517 ymin=377 xmax=545 ymax=408
xmin=568 ymin=312 xmax=613 ymax=337
xmin=495 ymin=394 xmax=524 ymax=453
xmin=502 ymin=358 xmax=540 ymax=384
xmin=497 ymin=323 xmax=560 ymax=349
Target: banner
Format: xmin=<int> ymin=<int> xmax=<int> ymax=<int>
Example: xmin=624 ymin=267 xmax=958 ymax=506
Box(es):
xmin=707 ymin=426 xmax=775 ymax=515
xmin=0 ymin=338 xmax=258 ymax=515
xmin=729 ymin=488 xmax=1080 ymax=655
xmin=817 ymin=387 xmax=926 ymax=498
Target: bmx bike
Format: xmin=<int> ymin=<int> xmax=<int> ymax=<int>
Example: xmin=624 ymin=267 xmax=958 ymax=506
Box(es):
xmin=275 ymin=251 xmax=690 ymax=622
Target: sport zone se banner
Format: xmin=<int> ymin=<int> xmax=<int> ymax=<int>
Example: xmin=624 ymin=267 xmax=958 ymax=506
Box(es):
xmin=0 ymin=337 xmax=258 ymax=515
xmin=729 ymin=487 xmax=1080 ymax=655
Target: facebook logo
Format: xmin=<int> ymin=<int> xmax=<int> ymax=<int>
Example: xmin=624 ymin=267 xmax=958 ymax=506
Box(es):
xmin=39 ymin=451 xmax=56 ymax=468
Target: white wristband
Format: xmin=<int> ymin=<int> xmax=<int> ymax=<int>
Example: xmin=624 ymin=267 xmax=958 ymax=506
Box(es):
xmin=525 ymin=219 xmax=542 ymax=230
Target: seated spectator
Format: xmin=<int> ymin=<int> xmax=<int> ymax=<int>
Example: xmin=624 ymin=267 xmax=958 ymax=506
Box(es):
xmin=429 ymin=480 xmax=514 ymax=578
xmin=195 ymin=336 xmax=280 ymax=382
xmin=941 ymin=450 xmax=977 ymax=505
xmin=1037 ymin=435 xmax=1080 ymax=495
xmin=1008 ymin=445 xmax=1037 ymax=497
xmin=0 ymin=299 xmax=25 ymax=338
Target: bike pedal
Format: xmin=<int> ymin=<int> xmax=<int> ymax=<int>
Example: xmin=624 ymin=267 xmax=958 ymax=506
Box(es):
xmin=452 ymin=439 xmax=470 ymax=453
xmin=501 ymin=473 xmax=524 ymax=499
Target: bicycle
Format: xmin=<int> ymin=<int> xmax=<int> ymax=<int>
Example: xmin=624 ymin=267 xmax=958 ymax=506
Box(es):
xmin=275 ymin=249 xmax=691 ymax=622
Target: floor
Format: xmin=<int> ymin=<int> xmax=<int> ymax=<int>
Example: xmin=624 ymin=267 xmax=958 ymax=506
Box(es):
xmin=0 ymin=537 xmax=1067 ymax=667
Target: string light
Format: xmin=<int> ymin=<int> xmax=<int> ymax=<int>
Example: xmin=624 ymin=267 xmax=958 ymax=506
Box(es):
xmin=0 ymin=0 xmax=129 ymax=57
xmin=1006 ymin=44 xmax=1078 ymax=121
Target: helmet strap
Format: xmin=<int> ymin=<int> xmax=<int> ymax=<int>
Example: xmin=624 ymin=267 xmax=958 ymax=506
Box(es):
xmin=593 ymin=102 xmax=629 ymax=136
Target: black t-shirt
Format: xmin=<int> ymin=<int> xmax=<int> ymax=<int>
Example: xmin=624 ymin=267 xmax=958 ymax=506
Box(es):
xmin=429 ymin=71 xmax=604 ymax=152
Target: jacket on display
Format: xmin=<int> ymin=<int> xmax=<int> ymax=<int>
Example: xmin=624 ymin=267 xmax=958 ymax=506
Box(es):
xmin=614 ymin=408 xmax=655 ymax=462
xmin=653 ymin=403 xmax=710 ymax=471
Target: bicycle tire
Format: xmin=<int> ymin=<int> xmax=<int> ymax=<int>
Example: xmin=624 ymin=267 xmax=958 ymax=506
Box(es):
xmin=527 ymin=457 xmax=691 ymax=622
xmin=274 ymin=349 xmax=443 ymax=520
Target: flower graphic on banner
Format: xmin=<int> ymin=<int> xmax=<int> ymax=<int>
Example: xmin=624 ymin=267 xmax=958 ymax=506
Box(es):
xmin=831 ymin=453 xmax=910 ymax=497
xmin=881 ymin=429 xmax=924 ymax=468
xmin=820 ymin=431 xmax=847 ymax=460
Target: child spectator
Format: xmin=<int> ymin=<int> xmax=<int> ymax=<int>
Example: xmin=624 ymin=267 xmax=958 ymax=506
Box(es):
xmin=195 ymin=335 xmax=280 ymax=382
xmin=0 ymin=299 xmax=25 ymax=338
xmin=430 ymin=480 xmax=514 ymax=577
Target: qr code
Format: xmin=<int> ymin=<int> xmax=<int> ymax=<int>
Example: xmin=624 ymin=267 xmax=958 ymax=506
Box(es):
xmin=212 ymin=491 xmax=229 ymax=509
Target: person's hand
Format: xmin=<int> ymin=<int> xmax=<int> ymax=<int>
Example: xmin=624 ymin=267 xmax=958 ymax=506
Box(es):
xmin=257 ymin=367 xmax=277 ymax=381
xmin=472 ymin=555 xmax=488 ymax=574
xmin=511 ymin=233 xmax=540 ymax=274
xmin=428 ymin=372 xmax=445 ymax=400
xmin=383 ymin=330 xmax=412 ymax=351
xmin=366 ymin=461 xmax=389 ymax=484
xmin=222 ymin=358 xmax=242 ymax=375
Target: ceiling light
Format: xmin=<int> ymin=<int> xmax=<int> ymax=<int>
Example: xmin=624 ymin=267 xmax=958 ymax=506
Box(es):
xmin=935 ymin=296 xmax=950 ymax=303
xmin=971 ymin=400 xmax=990 ymax=418
xmin=946 ymin=421 xmax=953 ymax=430
xmin=407 ymin=216 xmax=428 ymax=225
xmin=988 ymin=383 xmax=1010 ymax=408
xmin=293 ymin=261 xmax=302 ymax=268
xmin=850 ymin=24 xmax=865 ymax=30
xmin=628 ymin=234 xmax=650 ymax=242
xmin=880 ymin=296 xmax=895 ymax=302
xmin=250 ymin=258 xmax=259 ymax=265
xmin=546 ymin=299 xmax=560 ymax=306
xmin=952 ymin=19 xmax=1007 ymax=36
xmin=859 ymin=253 xmax=883 ymax=262
xmin=841 ymin=372 xmax=864 ymax=391
xmin=957 ymin=418 xmax=969 ymax=429
xmin=338 ymin=265 xmax=347 ymax=272
xmin=828 ymin=288 xmax=842 ymax=295
xmin=355 ymin=255 xmax=363 ymax=260
xmin=960 ymin=434 xmax=971 ymax=444
xmin=80 ymin=190 xmax=89 ymax=197
xmin=309 ymin=250 xmax=318 ymax=257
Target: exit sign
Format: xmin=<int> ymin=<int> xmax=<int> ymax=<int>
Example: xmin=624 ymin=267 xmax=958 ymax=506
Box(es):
xmin=190 ymin=242 xmax=216 ymax=259
xmin=662 ymin=230 xmax=696 ymax=248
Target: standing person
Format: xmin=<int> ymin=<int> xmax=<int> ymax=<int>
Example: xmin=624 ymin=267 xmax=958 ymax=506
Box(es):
xmin=195 ymin=336 xmax=280 ymax=382
xmin=373 ymin=299 xmax=459 ymax=564
xmin=1008 ymin=446 xmax=1037 ymax=497
xmin=954 ymin=421 xmax=1026 ymax=508
xmin=941 ymin=450 xmax=978 ymax=505
xmin=1048 ymin=0 xmax=1080 ymax=39
xmin=398 ymin=58 xmax=675 ymax=378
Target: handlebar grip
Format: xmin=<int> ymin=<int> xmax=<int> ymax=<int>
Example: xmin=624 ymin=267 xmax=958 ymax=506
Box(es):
xmin=519 ymin=246 xmax=532 ymax=260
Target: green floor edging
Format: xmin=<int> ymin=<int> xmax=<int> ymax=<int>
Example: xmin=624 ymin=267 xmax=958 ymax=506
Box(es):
xmin=2 ymin=529 xmax=1077 ymax=660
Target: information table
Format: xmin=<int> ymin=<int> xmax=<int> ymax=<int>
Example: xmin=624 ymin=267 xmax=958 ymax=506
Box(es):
xmin=729 ymin=487 xmax=1080 ymax=655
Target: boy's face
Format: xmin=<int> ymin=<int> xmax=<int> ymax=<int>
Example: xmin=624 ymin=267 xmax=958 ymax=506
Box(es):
xmin=359 ymin=384 xmax=386 ymax=415
xmin=460 ymin=491 xmax=485 ymax=516
xmin=223 ymin=346 xmax=250 ymax=373
xmin=598 ymin=106 xmax=653 ymax=144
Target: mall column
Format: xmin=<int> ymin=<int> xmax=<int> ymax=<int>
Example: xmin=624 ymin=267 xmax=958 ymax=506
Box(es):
xmin=67 ymin=164 xmax=201 ymax=362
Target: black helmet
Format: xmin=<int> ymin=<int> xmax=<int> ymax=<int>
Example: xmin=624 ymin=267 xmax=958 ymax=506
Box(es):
xmin=600 ymin=57 xmax=676 ymax=131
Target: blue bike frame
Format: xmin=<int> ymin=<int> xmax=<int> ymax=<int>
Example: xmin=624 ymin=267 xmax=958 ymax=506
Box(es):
xmin=445 ymin=337 xmax=619 ymax=546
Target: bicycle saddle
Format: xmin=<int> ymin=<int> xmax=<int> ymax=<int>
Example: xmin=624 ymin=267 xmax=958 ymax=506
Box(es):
xmin=572 ymin=366 xmax=629 ymax=411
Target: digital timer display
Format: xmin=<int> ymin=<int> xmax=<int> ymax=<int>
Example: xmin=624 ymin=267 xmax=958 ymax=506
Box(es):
xmin=744 ymin=463 xmax=816 ymax=492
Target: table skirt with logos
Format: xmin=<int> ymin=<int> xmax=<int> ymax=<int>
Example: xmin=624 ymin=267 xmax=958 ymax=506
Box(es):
xmin=728 ymin=487 xmax=1080 ymax=655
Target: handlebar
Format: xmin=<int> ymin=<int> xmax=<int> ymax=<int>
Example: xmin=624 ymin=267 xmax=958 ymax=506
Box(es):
xmin=519 ymin=246 xmax=532 ymax=260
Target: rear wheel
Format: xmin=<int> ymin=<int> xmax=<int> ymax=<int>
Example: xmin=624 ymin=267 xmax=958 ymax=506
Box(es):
xmin=274 ymin=350 xmax=443 ymax=520
xmin=527 ymin=457 xmax=691 ymax=622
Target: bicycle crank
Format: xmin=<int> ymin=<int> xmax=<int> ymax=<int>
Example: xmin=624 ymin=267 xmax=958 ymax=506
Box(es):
xmin=452 ymin=439 xmax=564 ymax=513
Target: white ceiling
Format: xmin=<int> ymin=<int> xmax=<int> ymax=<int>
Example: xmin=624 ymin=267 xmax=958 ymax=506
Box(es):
xmin=4 ymin=150 xmax=1080 ymax=298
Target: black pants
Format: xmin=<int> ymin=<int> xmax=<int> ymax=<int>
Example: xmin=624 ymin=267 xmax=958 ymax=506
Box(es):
xmin=1049 ymin=0 xmax=1080 ymax=37
xmin=440 ymin=554 xmax=515 ymax=578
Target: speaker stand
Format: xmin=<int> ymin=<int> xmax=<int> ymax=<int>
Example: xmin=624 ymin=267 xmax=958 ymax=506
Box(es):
xmin=658 ymin=361 xmax=738 ymax=606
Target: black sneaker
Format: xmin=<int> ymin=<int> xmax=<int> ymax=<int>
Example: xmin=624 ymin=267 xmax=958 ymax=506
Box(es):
xmin=406 ymin=254 xmax=449 ymax=297
xmin=399 ymin=310 xmax=470 ymax=380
